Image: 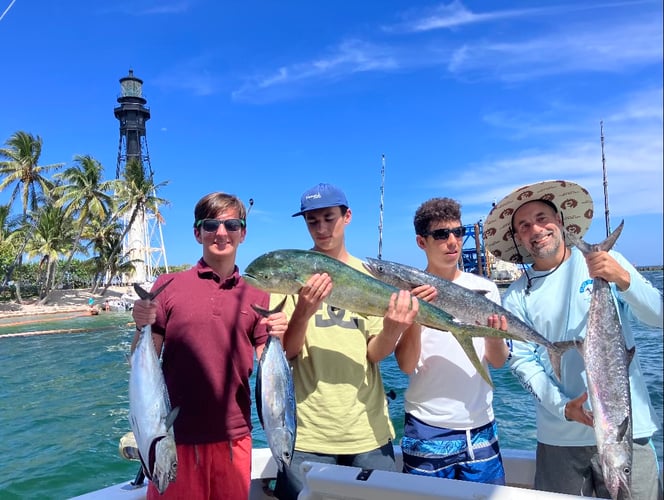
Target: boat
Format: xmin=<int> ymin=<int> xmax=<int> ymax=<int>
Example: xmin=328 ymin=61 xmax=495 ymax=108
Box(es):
xmin=71 ymin=446 xmax=585 ymax=499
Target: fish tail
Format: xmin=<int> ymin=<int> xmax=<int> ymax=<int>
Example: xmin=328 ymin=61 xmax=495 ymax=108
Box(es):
xmin=566 ymin=220 xmax=624 ymax=254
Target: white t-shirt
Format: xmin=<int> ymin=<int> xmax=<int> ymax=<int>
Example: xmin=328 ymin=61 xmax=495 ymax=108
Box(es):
xmin=404 ymin=272 xmax=501 ymax=430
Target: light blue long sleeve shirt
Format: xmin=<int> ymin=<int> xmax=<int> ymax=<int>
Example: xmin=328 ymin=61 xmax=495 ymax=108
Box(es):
xmin=502 ymin=247 xmax=662 ymax=446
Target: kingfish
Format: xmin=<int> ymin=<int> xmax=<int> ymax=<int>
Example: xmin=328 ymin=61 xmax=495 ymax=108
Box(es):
xmin=567 ymin=221 xmax=633 ymax=500
xmin=362 ymin=257 xmax=568 ymax=380
xmin=252 ymin=298 xmax=296 ymax=471
xmin=243 ymin=249 xmax=522 ymax=387
xmin=129 ymin=280 xmax=179 ymax=494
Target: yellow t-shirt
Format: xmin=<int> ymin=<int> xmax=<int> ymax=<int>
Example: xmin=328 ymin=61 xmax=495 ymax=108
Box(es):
xmin=270 ymin=255 xmax=395 ymax=454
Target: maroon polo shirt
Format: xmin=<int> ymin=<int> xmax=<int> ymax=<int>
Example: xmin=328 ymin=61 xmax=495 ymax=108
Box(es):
xmin=151 ymin=259 xmax=269 ymax=444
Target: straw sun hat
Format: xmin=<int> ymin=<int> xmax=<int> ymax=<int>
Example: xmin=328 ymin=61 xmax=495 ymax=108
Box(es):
xmin=483 ymin=180 xmax=594 ymax=265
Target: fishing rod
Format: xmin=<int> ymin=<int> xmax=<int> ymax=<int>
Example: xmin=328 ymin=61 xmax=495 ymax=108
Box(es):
xmin=378 ymin=154 xmax=385 ymax=260
xmin=600 ymin=121 xmax=611 ymax=238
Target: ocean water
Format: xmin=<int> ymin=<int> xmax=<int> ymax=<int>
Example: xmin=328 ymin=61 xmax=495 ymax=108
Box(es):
xmin=0 ymin=271 xmax=661 ymax=499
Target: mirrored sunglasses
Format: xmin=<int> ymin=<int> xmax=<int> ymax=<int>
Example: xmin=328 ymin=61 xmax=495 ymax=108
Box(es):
xmin=423 ymin=226 xmax=466 ymax=241
xmin=195 ymin=218 xmax=245 ymax=233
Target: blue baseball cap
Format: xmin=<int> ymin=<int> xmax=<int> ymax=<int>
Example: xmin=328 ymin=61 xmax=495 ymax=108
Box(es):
xmin=292 ymin=183 xmax=349 ymax=217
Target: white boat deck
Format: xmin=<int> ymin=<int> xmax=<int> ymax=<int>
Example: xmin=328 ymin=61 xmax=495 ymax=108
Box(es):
xmin=71 ymin=447 xmax=586 ymax=499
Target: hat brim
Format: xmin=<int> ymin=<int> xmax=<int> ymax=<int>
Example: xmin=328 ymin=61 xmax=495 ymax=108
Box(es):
xmin=483 ymin=180 xmax=594 ymax=265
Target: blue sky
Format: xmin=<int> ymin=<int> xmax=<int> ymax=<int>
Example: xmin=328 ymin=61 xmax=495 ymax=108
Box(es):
xmin=1 ymin=0 xmax=662 ymax=272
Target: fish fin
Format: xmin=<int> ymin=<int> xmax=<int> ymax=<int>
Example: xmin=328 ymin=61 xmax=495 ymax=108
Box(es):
xmin=617 ymin=415 xmax=630 ymax=442
xmin=451 ymin=333 xmax=493 ymax=388
xmin=626 ymin=345 xmax=636 ymax=368
xmin=471 ymin=289 xmax=491 ymax=296
xmin=251 ymin=296 xmax=288 ymax=318
xmin=549 ymin=340 xmax=582 ymax=380
xmin=165 ymin=407 xmax=180 ymax=430
xmin=133 ymin=277 xmax=175 ymax=301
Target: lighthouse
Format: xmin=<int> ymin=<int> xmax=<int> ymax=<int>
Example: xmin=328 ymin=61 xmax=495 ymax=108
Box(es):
xmin=113 ymin=69 xmax=168 ymax=283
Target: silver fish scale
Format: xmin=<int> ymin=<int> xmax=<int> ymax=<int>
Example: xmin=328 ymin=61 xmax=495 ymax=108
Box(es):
xmin=568 ymin=222 xmax=633 ymax=500
xmin=257 ymin=335 xmax=296 ymax=471
xmin=128 ymin=325 xmax=178 ymax=494
xmin=584 ymin=275 xmax=632 ymax=499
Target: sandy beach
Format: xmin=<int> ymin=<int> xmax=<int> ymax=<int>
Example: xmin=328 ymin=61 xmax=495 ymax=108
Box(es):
xmin=0 ymin=286 xmax=136 ymax=320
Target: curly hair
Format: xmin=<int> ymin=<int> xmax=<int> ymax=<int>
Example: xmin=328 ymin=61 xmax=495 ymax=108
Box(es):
xmin=413 ymin=197 xmax=462 ymax=236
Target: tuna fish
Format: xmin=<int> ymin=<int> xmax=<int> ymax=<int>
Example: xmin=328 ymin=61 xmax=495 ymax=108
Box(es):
xmin=129 ymin=280 xmax=179 ymax=494
xmin=362 ymin=257 xmax=568 ymax=380
xmin=252 ymin=298 xmax=297 ymax=471
xmin=243 ymin=249 xmax=522 ymax=387
xmin=567 ymin=221 xmax=633 ymax=500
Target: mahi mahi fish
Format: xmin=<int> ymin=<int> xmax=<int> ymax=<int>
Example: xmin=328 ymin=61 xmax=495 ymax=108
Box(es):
xmin=362 ymin=257 xmax=568 ymax=380
xmin=129 ymin=280 xmax=180 ymax=494
xmin=243 ymin=249 xmax=523 ymax=387
xmin=252 ymin=298 xmax=297 ymax=471
xmin=567 ymin=221 xmax=634 ymax=500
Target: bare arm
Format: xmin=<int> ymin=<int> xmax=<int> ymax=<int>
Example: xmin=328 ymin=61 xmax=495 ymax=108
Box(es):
xmin=395 ymin=323 xmax=422 ymax=374
xmin=282 ymin=273 xmax=332 ymax=360
xmin=393 ymin=284 xmax=435 ymax=373
xmin=367 ymin=290 xmax=419 ymax=363
xmin=484 ymin=314 xmax=509 ymax=368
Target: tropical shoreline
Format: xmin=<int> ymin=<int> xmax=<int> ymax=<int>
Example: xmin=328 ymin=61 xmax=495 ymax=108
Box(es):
xmin=0 ymin=286 xmax=133 ymax=321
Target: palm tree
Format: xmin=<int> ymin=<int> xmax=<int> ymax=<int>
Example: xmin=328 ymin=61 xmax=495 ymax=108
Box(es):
xmin=51 ymin=154 xmax=115 ymax=292
xmin=26 ymin=203 xmax=76 ymax=301
xmin=0 ymin=131 xmax=64 ymax=301
xmin=86 ymin=218 xmax=134 ymax=293
xmin=105 ymin=158 xmax=168 ymax=285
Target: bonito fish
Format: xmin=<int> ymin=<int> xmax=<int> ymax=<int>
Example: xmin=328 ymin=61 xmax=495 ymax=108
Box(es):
xmin=567 ymin=221 xmax=633 ymax=500
xmin=252 ymin=299 xmax=296 ymax=471
xmin=362 ymin=257 xmax=568 ymax=380
xmin=129 ymin=280 xmax=179 ymax=494
xmin=243 ymin=249 xmax=522 ymax=387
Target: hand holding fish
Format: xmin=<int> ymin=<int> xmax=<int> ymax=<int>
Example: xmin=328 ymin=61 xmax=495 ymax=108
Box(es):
xmin=133 ymin=299 xmax=157 ymax=329
xmin=485 ymin=314 xmax=509 ymax=368
xmin=564 ymin=392 xmax=594 ymax=427
xmin=383 ymin=290 xmax=419 ymax=334
xmin=296 ymin=273 xmax=333 ymax=316
xmin=262 ymin=311 xmax=288 ymax=341
xmin=584 ymin=251 xmax=631 ymax=291
xmin=410 ymin=284 xmax=438 ymax=304
xmin=368 ymin=290 xmax=419 ymax=363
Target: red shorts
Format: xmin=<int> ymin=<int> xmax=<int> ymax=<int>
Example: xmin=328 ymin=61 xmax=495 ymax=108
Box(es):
xmin=147 ymin=435 xmax=252 ymax=499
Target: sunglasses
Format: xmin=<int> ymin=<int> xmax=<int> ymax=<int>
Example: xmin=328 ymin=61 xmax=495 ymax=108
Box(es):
xmin=195 ymin=218 xmax=245 ymax=233
xmin=423 ymin=226 xmax=466 ymax=240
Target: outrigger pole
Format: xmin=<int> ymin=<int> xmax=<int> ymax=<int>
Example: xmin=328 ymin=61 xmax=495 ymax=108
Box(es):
xmin=378 ymin=154 xmax=385 ymax=260
xmin=600 ymin=121 xmax=611 ymax=237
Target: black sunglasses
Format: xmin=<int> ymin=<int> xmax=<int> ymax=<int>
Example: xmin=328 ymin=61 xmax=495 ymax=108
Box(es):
xmin=195 ymin=218 xmax=246 ymax=233
xmin=423 ymin=226 xmax=466 ymax=240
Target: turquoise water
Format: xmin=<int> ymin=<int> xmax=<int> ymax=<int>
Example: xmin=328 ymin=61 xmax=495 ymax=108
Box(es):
xmin=0 ymin=271 xmax=662 ymax=499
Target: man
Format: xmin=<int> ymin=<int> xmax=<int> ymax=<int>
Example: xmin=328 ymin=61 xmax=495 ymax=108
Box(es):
xmin=131 ymin=192 xmax=288 ymax=499
xmin=484 ymin=180 xmax=662 ymax=499
xmin=395 ymin=197 xmax=509 ymax=484
xmin=273 ymin=182 xmax=418 ymax=500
